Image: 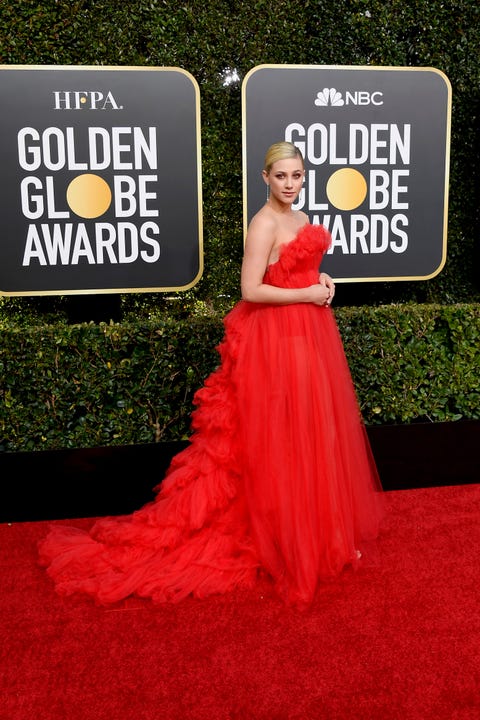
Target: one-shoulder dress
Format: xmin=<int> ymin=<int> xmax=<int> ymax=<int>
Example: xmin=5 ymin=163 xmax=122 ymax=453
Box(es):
xmin=38 ymin=223 xmax=383 ymax=609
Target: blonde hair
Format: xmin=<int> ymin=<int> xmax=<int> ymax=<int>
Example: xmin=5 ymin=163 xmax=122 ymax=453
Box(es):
xmin=263 ymin=141 xmax=304 ymax=173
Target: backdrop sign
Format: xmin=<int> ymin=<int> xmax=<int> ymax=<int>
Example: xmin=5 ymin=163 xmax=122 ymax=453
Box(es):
xmin=0 ymin=65 xmax=202 ymax=296
xmin=242 ymin=65 xmax=452 ymax=282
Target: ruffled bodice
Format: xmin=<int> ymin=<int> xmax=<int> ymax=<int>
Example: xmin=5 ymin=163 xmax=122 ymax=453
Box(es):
xmin=263 ymin=222 xmax=331 ymax=288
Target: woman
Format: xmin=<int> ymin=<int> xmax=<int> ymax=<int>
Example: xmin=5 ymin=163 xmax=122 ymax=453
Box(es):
xmin=39 ymin=142 xmax=383 ymax=609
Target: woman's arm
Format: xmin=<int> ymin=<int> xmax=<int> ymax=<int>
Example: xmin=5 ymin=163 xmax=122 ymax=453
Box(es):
xmin=240 ymin=215 xmax=331 ymax=306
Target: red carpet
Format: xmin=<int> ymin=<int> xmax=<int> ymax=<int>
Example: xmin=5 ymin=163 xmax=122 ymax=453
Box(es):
xmin=2 ymin=484 xmax=480 ymax=719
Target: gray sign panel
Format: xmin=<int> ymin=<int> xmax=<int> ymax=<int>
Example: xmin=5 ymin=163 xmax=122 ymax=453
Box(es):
xmin=0 ymin=65 xmax=202 ymax=296
xmin=242 ymin=65 xmax=451 ymax=282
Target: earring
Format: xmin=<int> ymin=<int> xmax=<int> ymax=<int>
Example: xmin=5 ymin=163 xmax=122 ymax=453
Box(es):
xmin=266 ymin=185 xmax=270 ymax=201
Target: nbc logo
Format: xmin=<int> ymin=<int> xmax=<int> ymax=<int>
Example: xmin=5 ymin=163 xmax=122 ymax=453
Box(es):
xmin=315 ymin=88 xmax=345 ymax=106
xmin=314 ymin=87 xmax=384 ymax=107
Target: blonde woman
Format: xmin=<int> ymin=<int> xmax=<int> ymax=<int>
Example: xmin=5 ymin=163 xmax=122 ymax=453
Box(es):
xmin=39 ymin=142 xmax=383 ymax=610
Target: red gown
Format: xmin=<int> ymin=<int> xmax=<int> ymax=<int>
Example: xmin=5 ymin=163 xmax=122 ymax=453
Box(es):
xmin=38 ymin=223 xmax=383 ymax=609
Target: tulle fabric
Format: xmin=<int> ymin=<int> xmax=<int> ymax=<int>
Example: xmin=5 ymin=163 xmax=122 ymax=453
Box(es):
xmin=38 ymin=223 xmax=383 ymax=609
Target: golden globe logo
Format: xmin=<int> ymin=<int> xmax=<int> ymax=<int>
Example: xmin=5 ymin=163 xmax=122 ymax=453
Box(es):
xmin=18 ymin=125 xmax=161 ymax=266
xmin=0 ymin=65 xmax=202 ymax=295
xmin=286 ymin=121 xmax=410 ymax=255
xmin=243 ymin=65 xmax=451 ymax=280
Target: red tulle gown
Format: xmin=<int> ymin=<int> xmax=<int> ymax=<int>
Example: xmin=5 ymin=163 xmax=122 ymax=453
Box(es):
xmin=38 ymin=223 xmax=383 ymax=609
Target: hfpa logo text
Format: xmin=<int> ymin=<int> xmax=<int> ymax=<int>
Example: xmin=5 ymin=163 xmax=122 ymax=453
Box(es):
xmin=315 ymin=88 xmax=384 ymax=107
xmin=53 ymin=91 xmax=123 ymax=110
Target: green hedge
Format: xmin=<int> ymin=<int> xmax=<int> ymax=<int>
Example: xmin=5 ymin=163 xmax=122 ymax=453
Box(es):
xmin=338 ymin=303 xmax=480 ymax=424
xmin=1 ymin=302 xmax=478 ymax=453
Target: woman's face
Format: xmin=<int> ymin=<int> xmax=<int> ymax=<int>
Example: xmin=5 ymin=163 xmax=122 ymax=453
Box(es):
xmin=264 ymin=157 xmax=305 ymax=205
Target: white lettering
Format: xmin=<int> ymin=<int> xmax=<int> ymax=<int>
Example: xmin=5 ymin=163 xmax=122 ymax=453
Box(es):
xmin=285 ymin=123 xmax=411 ymax=166
xmin=17 ymin=126 xmax=158 ymax=171
xmin=22 ymin=222 xmax=161 ymax=265
xmin=370 ymin=170 xmax=410 ymax=210
xmin=310 ymin=213 xmax=409 ymax=255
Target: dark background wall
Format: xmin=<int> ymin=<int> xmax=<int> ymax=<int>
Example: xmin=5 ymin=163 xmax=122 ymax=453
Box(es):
xmin=1 ymin=420 xmax=479 ymax=523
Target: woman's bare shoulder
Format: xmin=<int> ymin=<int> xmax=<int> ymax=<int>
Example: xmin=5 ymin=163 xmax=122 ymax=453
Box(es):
xmin=296 ymin=210 xmax=310 ymax=226
xmin=248 ymin=205 xmax=277 ymax=230
xmin=246 ymin=208 xmax=278 ymax=246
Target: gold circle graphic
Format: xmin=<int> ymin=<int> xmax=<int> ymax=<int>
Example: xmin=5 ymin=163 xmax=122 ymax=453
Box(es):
xmin=66 ymin=174 xmax=112 ymax=219
xmin=326 ymin=168 xmax=367 ymax=211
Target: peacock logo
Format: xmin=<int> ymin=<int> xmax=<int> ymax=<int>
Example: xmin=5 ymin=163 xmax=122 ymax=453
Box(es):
xmin=315 ymin=88 xmax=345 ymax=107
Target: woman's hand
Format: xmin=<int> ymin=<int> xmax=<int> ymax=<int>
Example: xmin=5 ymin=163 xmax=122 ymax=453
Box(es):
xmin=319 ymin=272 xmax=335 ymax=305
xmin=307 ymin=283 xmax=332 ymax=306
